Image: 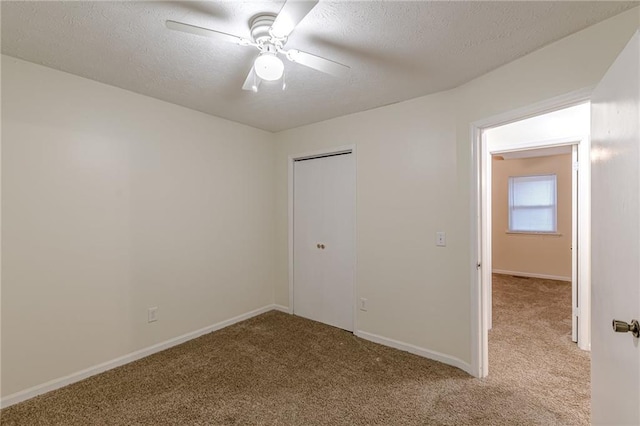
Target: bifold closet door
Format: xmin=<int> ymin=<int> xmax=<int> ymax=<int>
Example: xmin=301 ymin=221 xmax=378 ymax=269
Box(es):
xmin=293 ymin=153 xmax=355 ymax=331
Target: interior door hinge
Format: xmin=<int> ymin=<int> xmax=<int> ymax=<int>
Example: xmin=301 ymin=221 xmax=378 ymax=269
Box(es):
xmin=573 ymin=307 xmax=579 ymax=317
xmin=572 ymin=161 xmax=579 ymax=171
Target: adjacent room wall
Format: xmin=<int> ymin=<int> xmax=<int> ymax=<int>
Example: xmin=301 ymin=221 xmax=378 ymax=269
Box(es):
xmin=1 ymin=56 xmax=276 ymax=398
xmin=491 ymin=154 xmax=573 ymax=280
xmin=274 ymin=8 xmax=639 ymax=367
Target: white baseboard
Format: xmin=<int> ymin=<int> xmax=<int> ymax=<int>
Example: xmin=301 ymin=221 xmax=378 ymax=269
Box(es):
xmin=492 ymin=269 xmax=571 ymax=282
xmin=0 ymin=304 xmax=280 ymax=409
xmin=272 ymin=304 xmax=292 ymax=314
xmin=354 ymin=330 xmax=472 ymax=375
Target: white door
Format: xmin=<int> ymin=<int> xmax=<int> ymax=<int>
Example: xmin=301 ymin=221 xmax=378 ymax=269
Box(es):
xmin=293 ymin=153 xmax=355 ymax=331
xmin=591 ymin=31 xmax=639 ymax=425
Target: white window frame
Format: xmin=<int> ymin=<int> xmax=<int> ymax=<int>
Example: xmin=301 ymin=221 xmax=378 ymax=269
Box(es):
xmin=508 ymin=174 xmax=558 ymax=233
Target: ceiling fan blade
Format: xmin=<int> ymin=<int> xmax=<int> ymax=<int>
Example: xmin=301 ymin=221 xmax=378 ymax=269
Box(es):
xmin=286 ymin=49 xmax=350 ymax=78
xmin=242 ymin=66 xmax=261 ymax=92
xmin=166 ymin=20 xmax=251 ymax=46
xmin=270 ymin=0 xmax=319 ymax=38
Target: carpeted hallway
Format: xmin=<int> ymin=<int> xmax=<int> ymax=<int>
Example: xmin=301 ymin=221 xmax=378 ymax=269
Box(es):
xmin=488 ymin=274 xmax=590 ymax=424
xmin=1 ymin=274 xmax=589 ymax=425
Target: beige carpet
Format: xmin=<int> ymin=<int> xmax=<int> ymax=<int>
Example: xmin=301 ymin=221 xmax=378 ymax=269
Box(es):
xmin=1 ymin=274 xmax=589 ymax=425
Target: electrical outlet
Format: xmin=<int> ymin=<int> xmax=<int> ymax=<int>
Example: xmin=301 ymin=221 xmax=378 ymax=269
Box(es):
xmin=359 ymin=298 xmax=368 ymax=311
xmin=148 ymin=307 xmax=158 ymax=323
xmin=436 ymin=231 xmax=446 ymax=247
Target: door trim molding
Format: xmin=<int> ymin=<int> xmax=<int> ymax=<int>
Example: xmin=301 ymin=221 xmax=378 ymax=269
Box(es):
xmin=470 ymin=87 xmax=593 ymax=378
xmin=287 ymin=145 xmax=357 ymax=331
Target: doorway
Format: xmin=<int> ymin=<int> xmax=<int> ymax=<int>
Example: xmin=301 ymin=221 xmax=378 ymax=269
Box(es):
xmin=471 ymin=98 xmax=592 ymax=378
xmin=485 ymin=135 xmax=591 ymax=419
xmin=488 ymin=143 xmax=579 ymax=340
xmin=289 ymin=146 xmax=356 ymax=331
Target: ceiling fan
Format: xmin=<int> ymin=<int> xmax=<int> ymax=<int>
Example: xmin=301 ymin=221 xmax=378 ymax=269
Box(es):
xmin=166 ymin=0 xmax=350 ymax=92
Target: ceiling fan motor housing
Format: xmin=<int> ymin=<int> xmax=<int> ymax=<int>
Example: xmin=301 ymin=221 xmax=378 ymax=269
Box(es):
xmin=250 ymin=14 xmax=279 ymax=44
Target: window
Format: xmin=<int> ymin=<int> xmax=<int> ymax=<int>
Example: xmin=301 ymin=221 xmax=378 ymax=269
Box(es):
xmin=508 ymin=174 xmax=557 ymax=233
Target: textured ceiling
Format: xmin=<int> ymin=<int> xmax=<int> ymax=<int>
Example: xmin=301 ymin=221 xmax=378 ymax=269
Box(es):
xmin=1 ymin=1 xmax=637 ymax=132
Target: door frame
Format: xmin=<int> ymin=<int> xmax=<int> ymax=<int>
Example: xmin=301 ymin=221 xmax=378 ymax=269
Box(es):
xmin=287 ymin=144 xmax=357 ymax=331
xmin=470 ymin=88 xmax=592 ymax=378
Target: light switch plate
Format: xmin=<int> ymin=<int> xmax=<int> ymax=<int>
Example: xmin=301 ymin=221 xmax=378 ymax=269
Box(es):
xmin=436 ymin=231 xmax=446 ymax=247
xmin=359 ymin=298 xmax=368 ymax=311
xmin=148 ymin=306 xmax=158 ymax=323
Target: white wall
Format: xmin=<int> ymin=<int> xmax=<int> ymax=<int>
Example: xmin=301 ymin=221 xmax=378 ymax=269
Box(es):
xmin=485 ymin=103 xmax=590 ymax=149
xmin=277 ymin=91 xmax=465 ymax=361
xmin=275 ymin=8 xmax=639 ymax=366
xmin=1 ymin=56 xmax=276 ymax=397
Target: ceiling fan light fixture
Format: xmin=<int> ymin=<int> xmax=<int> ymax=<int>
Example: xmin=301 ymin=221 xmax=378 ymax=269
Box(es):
xmin=254 ymin=52 xmax=284 ymax=81
xmin=166 ymin=0 xmax=350 ymax=92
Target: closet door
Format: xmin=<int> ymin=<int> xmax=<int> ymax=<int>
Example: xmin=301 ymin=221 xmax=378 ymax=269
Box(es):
xmin=293 ymin=153 xmax=355 ymax=331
